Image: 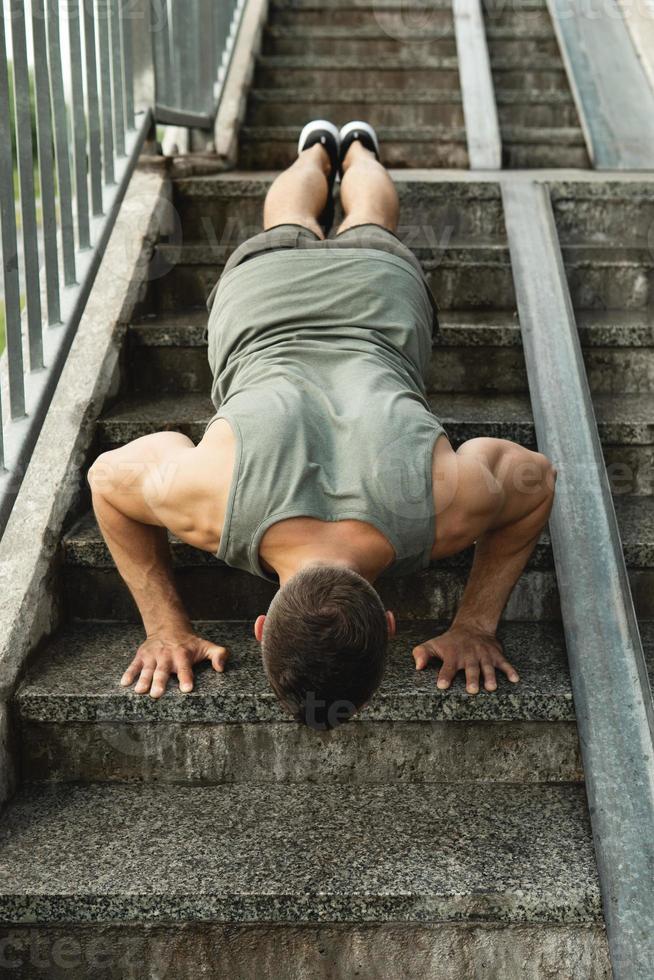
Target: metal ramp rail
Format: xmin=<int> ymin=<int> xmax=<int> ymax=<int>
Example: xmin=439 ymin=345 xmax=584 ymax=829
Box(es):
xmin=503 ymin=179 xmax=654 ymax=979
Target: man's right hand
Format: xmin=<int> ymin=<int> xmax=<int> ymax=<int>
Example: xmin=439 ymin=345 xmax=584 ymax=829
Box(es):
xmin=120 ymin=630 xmax=230 ymax=699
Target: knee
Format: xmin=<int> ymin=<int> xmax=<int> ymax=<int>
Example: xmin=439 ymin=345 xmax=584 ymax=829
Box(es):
xmin=87 ymin=450 xmax=120 ymax=497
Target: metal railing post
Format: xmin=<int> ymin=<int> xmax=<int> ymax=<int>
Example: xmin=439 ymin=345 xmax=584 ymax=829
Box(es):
xmin=31 ymin=0 xmax=60 ymax=326
xmin=46 ymin=0 xmax=77 ymax=286
xmin=9 ymin=0 xmax=44 ymax=369
xmin=0 ymin=9 xmax=24 ymax=429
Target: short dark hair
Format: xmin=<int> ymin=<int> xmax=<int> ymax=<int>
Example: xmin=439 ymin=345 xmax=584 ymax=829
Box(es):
xmin=261 ymin=564 xmax=389 ymax=730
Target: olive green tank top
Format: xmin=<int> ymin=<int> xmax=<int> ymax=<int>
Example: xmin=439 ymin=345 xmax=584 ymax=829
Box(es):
xmin=205 ymin=247 xmax=445 ymax=582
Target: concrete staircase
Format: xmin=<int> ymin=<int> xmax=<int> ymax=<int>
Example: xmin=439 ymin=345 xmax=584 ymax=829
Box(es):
xmin=240 ymin=0 xmax=588 ymax=170
xmin=3 ymin=172 xmax=653 ymax=976
xmin=241 ymin=0 xmax=468 ymax=168
xmin=482 ymin=0 xmax=589 ymax=167
xmin=0 ymin=2 xmax=652 ymax=978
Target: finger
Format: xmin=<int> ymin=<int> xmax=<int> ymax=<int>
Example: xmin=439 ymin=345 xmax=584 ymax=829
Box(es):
xmin=133 ymin=664 xmax=154 ymax=695
xmin=436 ymin=661 xmax=457 ymax=690
xmin=149 ymin=666 xmax=171 ymax=700
xmin=480 ymin=659 xmax=497 ymax=692
xmin=120 ymin=658 xmax=142 ymax=687
xmin=464 ymin=661 xmax=480 ymax=695
xmin=175 ymin=662 xmax=195 ymax=694
xmin=495 ymin=657 xmax=520 ymax=683
xmin=412 ymin=643 xmax=434 ymax=670
xmin=206 ymin=644 xmax=229 ymax=673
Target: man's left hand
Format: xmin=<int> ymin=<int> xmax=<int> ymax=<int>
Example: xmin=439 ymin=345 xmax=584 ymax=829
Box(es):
xmin=412 ymin=624 xmax=519 ymax=694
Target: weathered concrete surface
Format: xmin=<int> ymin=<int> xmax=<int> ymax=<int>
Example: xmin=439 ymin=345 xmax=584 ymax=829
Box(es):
xmin=481 ymin=0 xmax=589 ymax=169
xmin=13 ymin=619 xmax=583 ymax=783
xmin=548 ymin=0 xmax=654 ymax=167
xmin=13 ymin=620 xmax=578 ymax=725
xmin=0 ymin=703 xmax=14 ymax=810
xmin=619 ymin=0 xmax=654 ymax=90
xmin=0 ymin=922 xmax=611 ymax=979
xmin=18 ymin=719 xmax=582 ymax=785
xmin=0 ymin=162 xmax=171 ymax=714
xmin=0 ymin=782 xmax=602 ymax=924
xmin=239 ymin=125 xmax=470 ymax=169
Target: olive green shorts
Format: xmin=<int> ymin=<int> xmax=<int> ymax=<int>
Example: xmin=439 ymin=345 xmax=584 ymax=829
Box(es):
xmin=206 ymin=222 xmax=439 ymax=333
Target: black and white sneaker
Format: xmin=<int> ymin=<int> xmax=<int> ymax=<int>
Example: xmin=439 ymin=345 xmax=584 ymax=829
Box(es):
xmin=338 ymin=121 xmax=381 ymax=179
xmin=297 ymin=119 xmax=340 ymax=234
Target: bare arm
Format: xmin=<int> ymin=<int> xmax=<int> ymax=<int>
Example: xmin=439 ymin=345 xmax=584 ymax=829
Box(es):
xmin=414 ymin=437 xmax=557 ymax=693
xmin=88 ymin=431 xmax=230 ymax=698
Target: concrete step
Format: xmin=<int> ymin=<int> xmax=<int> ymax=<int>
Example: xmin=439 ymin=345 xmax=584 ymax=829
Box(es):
xmin=550 ymin=181 xmax=654 ymax=246
xmin=490 ymin=63 xmax=572 ymax=91
xmin=16 ymin=620 xmax=654 ymax=787
xmin=63 ymin=493 xmax=654 ymax=584
xmin=172 ymin=176 xmax=508 ymax=242
xmin=91 ymin=391 xmax=654 ymax=499
xmin=262 ymin=25 xmax=560 ymax=60
xmin=500 ymin=128 xmax=589 ymax=169
xmin=269 ymin=5 xmax=455 ymax=29
xmin=171 ymin=175 xmax=654 ymax=251
xmin=253 ymin=55 xmax=463 ymax=91
xmin=0 ymin=782 xmax=609 ymax=978
xmin=431 ymin=310 xmax=654 ymax=395
xmin=489 ymin=51 xmax=570 ymax=70
xmin=15 ymin=619 xmax=586 ymax=784
xmin=63 ymin=496 xmax=653 ymax=577
xmin=269 ymin=0 xmax=543 ymax=11
xmin=246 ymin=88 xmax=466 ymax=129
xmin=271 ymin=0 xmax=452 ymax=7
xmin=262 ymin=25 xmax=459 ymax=58
xmin=92 ymin=389 xmax=652 ymax=454
xmin=128 ymin=308 xmax=654 ymax=396
xmin=482 ymin=8 xmax=554 ymax=32
xmin=246 ymin=87 xmax=580 ymax=129
xmin=146 ymin=241 xmax=652 ymax=316
xmin=61 ymin=503 xmax=563 ymax=623
xmin=63 ymin=455 xmax=652 ymax=619
xmin=146 ymin=243 xmax=514 ymax=313
xmin=239 ymin=124 xmax=469 ymax=169
xmin=269 ymin=0 xmax=453 ymax=14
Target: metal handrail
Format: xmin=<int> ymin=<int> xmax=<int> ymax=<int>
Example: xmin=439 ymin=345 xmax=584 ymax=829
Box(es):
xmin=502 ymin=178 xmax=654 ymax=980
xmin=152 ymin=0 xmax=244 ymax=127
xmin=0 ymin=0 xmax=243 ymax=535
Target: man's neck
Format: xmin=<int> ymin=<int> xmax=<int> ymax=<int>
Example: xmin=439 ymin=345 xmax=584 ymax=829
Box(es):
xmin=259 ymin=517 xmax=396 ymax=586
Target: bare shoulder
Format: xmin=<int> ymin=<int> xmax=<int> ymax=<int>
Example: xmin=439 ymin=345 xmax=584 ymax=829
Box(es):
xmin=156 ymin=418 xmax=237 ymax=552
xmin=430 ymin=436 xmax=554 ymax=561
xmin=429 ymin=435 xmax=502 ymax=561
xmin=124 ymin=419 xmax=237 ymax=553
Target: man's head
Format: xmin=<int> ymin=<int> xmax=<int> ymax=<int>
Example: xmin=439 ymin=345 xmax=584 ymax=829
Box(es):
xmin=254 ymin=564 xmax=395 ymax=730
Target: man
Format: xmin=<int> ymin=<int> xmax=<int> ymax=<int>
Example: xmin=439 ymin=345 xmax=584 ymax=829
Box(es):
xmin=89 ymin=120 xmax=556 ymax=729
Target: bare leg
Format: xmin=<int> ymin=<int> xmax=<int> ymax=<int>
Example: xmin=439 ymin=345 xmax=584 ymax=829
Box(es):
xmin=336 ymin=142 xmax=400 ymax=235
xmin=263 ymin=144 xmax=331 ymax=240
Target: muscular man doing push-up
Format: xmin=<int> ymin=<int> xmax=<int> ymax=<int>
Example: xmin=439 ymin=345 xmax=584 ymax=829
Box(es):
xmin=89 ymin=120 xmax=557 ymax=728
